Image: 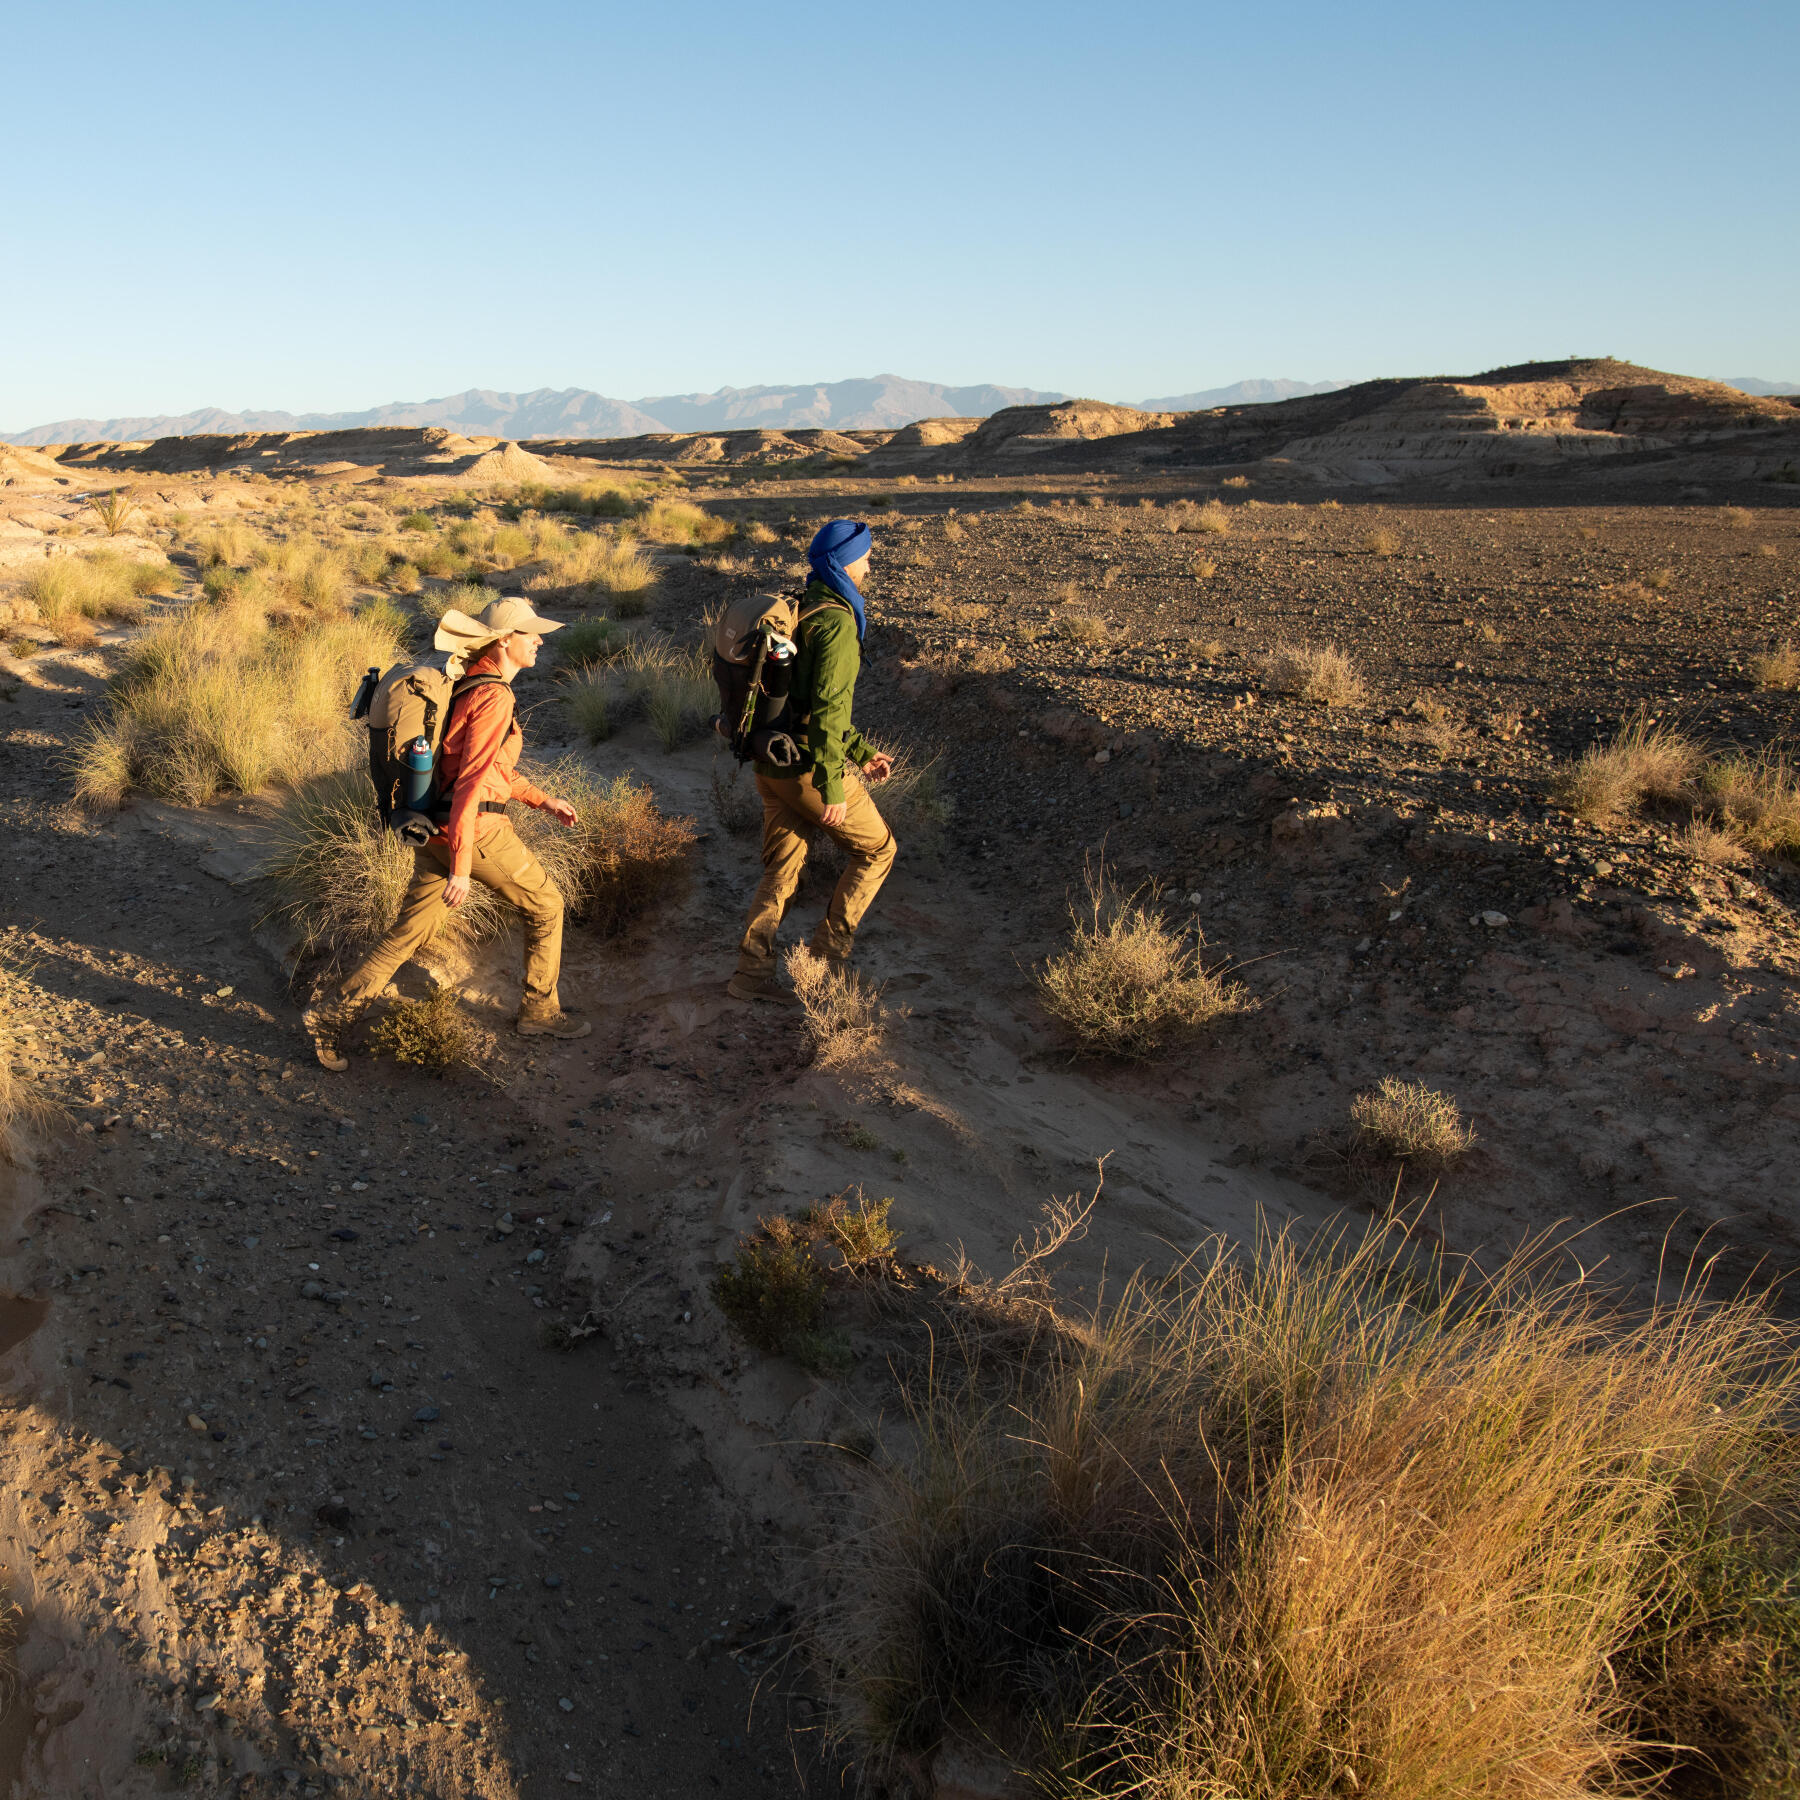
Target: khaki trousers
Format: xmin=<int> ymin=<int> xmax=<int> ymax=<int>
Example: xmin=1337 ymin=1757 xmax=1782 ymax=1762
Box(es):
xmin=736 ymin=768 xmax=897 ymax=977
xmin=339 ymin=821 xmax=565 ymax=1008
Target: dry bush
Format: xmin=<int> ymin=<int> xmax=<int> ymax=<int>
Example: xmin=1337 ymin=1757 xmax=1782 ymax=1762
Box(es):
xmin=745 ymin=521 xmax=779 ymax=546
xmin=1696 ymin=752 xmax=1800 ymax=860
xmin=942 ymin=519 xmax=966 ymax=543
xmin=1037 ymin=864 xmax=1253 ymax=1061
xmin=1190 ymin=557 xmax=1217 ymax=579
xmin=255 ymin=766 xmax=500 ymax=960
xmin=1361 ymin=527 xmax=1400 ymax=557
xmin=415 ymin=579 xmax=488 ymax=626
xmin=637 ymin=499 xmax=732 ymax=547
xmin=1757 ymin=542 xmax=1779 ymax=558
xmin=1615 ymin=580 xmax=1657 ymax=603
xmin=1749 ymin=641 xmax=1800 ymax=691
xmin=710 ymin=759 xmax=763 ymax=836
xmin=1677 ymin=817 xmax=1747 ymax=866
xmin=347 ymin=540 xmax=394 ymax=586
xmin=515 ymin=757 xmax=694 ymax=934
xmin=194 ymin=520 xmax=254 ymax=567
xmin=821 ymin=1215 xmax=1800 ymax=1800
xmin=966 ymin=645 xmax=1013 ymax=674
xmin=366 ymin=986 xmax=486 ymax=1074
xmin=517 ymin=477 xmax=642 ymax=518
xmin=930 ymin=599 xmax=991 ymax=628
xmin=528 ymin=529 xmax=658 ymax=601
xmin=787 ymin=945 xmax=885 ymax=1069
xmin=385 ymin=559 xmax=422 ymax=595
xmin=1722 ymin=505 xmax=1754 ymax=527
xmin=1645 ymin=566 xmax=1676 ymax=592
xmin=1552 ymin=716 xmax=1702 ymax=823
xmin=1258 ymin=642 xmax=1366 ymax=706
xmin=1350 ymin=1076 xmax=1475 ymax=1165
xmin=1056 ymin=611 xmax=1113 ymax=647
xmin=1162 ymin=499 xmax=1232 ymax=536
xmin=71 ymin=596 xmax=405 ymax=809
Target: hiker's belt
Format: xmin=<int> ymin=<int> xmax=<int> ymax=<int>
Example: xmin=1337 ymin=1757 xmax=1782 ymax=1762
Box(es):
xmin=477 ymin=800 xmax=508 ymax=815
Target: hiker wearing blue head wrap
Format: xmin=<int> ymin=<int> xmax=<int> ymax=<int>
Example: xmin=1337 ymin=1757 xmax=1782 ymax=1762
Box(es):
xmin=728 ymin=520 xmax=897 ymax=1003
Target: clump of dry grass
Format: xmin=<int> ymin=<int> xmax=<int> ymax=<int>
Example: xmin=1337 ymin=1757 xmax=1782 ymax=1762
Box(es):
xmin=1350 ymin=1076 xmax=1475 ymax=1165
xmin=515 ymin=757 xmax=695 ymax=934
xmin=1258 ymin=642 xmax=1366 ymax=706
xmin=527 ymin=529 xmax=659 ymax=602
xmin=366 ymin=986 xmax=486 ymax=1073
xmin=636 ymin=499 xmax=732 ymax=547
xmin=21 ymin=552 xmax=171 ymax=632
xmin=710 ymin=759 xmax=762 ymax=835
xmin=1677 ymin=817 xmax=1747 ymax=866
xmin=1721 ymin=505 xmax=1754 ymax=527
xmin=71 ymin=595 xmax=405 ymax=809
xmin=1055 ymin=611 xmax=1113 ymax=647
xmin=0 ymin=956 xmax=66 ymax=1162
xmin=1749 ymin=641 xmax=1800 ymax=691
xmin=255 ymin=766 xmax=501 ymax=960
xmin=787 ymin=945 xmax=885 ymax=1069
xmin=942 ymin=518 xmax=967 ymax=544
xmin=1168 ymin=498 xmax=1231 ymax=536
xmin=1361 ymin=526 xmax=1400 ymax=556
xmin=1551 ymin=715 xmax=1702 ymax=822
xmin=1036 ymin=864 xmax=1253 ymax=1061
xmin=1645 ymin=566 xmax=1676 ymax=592
xmin=821 ymin=1214 xmax=1800 ymax=1800
xmin=1696 ymin=752 xmax=1800 ymax=860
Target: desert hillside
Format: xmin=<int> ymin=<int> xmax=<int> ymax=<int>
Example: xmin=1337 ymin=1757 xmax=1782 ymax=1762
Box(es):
xmin=0 ymin=418 xmax=1797 ymax=1797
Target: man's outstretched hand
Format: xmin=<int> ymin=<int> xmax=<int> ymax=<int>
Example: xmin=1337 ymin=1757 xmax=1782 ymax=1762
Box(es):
xmin=544 ymin=797 xmax=578 ymax=828
xmin=863 ymin=754 xmax=893 ymax=782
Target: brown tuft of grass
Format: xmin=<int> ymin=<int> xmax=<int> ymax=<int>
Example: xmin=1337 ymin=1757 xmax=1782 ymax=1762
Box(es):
xmin=366 ymin=986 xmax=487 ymax=1074
xmin=255 ymin=766 xmax=500 ymax=961
xmin=1361 ymin=527 xmax=1400 ymax=557
xmin=1748 ymin=641 xmax=1800 ymax=691
xmin=1551 ymin=715 xmax=1702 ymax=823
xmin=515 ymin=758 xmax=695 ymax=934
xmin=1677 ymin=817 xmax=1747 ymax=867
xmin=942 ymin=518 xmax=967 ymax=543
xmin=1350 ymin=1076 xmax=1475 ymax=1165
xmin=637 ymin=499 xmax=732 ymax=548
xmin=1645 ymin=566 xmax=1676 ymax=591
xmin=1695 ymin=752 xmax=1800 ymax=861
xmin=1036 ymin=863 xmax=1253 ymax=1061
xmin=787 ymin=945 xmax=886 ymax=1069
xmin=821 ymin=1214 xmax=1800 ymax=1800
xmin=1721 ymin=505 xmax=1754 ymax=527
xmin=1055 ymin=611 xmax=1113 ymax=647
xmin=0 ymin=960 xmax=66 ymax=1163
xmin=1258 ymin=642 xmax=1365 ymax=706
xmin=22 ymin=552 xmax=167 ymax=630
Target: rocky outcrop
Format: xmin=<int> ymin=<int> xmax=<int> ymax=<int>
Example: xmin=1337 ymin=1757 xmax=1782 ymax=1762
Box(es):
xmin=44 ymin=429 xmax=562 ymax=483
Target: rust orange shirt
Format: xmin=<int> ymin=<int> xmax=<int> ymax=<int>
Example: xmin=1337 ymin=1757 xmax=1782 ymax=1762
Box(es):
xmin=430 ymin=650 xmax=548 ymax=876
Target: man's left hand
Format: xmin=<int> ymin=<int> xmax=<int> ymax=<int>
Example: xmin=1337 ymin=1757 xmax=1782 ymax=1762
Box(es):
xmin=544 ymin=797 xmax=578 ymax=828
xmin=863 ymin=754 xmax=893 ymax=782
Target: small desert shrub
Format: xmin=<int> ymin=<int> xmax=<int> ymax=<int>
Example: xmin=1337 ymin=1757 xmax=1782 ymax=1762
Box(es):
xmin=1055 ymin=611 xmax=1112 ymax=647
xmin=1037 ymin=865 xmax=1253 ymax=1060
xmin=1191 ymin=557 xmax=1217 ymax=578
xmin=1696 ymin=752 xmax=1800 ymax=860
xmin=416 ymin=580 xmax=488 ymax=626
xmin=1258 ymin=641 xmax=1366 ymax=706
xmin=600 ymin=639 xmax=714 ymax=750
xmin=87 ymin=487 xmax=140 ymax=535
xmin=1749 ymin=641 xmax=1800 ymax=691
xmin=1552 ymin=716 xmax=1702 ymax=823
xmin=385 ymin=559 xmax=422 ymax=595
xmin=515 ymin=758 xmax=695 ymax=934
xmin=367 ymin=986 xmax=484 ymax=1073
xmin=787 ymin=945 xmax=884 ymax=1069
xmin=1350 ymin=1076 xmax=1475 ymax=1166
xmin=711 ymin=1219 xmax=831 ymax=1362
xmin=555 ymin=615 xmax=626 ymax=668
xmin=637 ymin=499 xmax=732 ymax=547
xmin=72 ymin=597 xmax=405 ymax=809
xmin=348 ymin=540 xmax=393 ymax=586
xmin=966 ymin=645 xmax=1013 ymax=674
xmin=398 ymin=511 xmax=435 ymax=533
xmin=519 ymin=477 xmax=642 ymax=517
xmin=194 ymin=520 xmax=254 ymax=567
xmin=931 ymin=599 xmax=991 ymax=628
xmin=412 ymin=541 xmax=469 ymax=581
xmin=1645 ymin=566 xmax=1676 ymax=591
xmin=1722 ymin=505 xmax=1754 ymax=527
xmin=942 ymin=519 xmax=966 ymax=543
xmin=1677 ymin=817 xmax=1747 ymax=866
xmin=745 ymin=520 xmax=780 ymax=546
xmin=1163 ymin=499 xmax=1232 ymax=536
xmin=1757 ymin=541 xmax=1779 ymax=558
xmin=808 ymin=1190 xmax=897 ymax=1266
xmin=1361 ymin=526 xmax=1400 ymax=556
xmin=823 ymin=1214 xmax=1800 ymax=1799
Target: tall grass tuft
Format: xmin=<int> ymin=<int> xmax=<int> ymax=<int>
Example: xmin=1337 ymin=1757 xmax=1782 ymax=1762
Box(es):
xmin=1258 ymin=642 xmax=1366 ymax=706
xmin=637 ymin=499 xmax=733 ymax=547
xmin=71 ymin=596 xmax=405 ymax=809
xmin=86 ymin=486 xmax=140 ymax=535
xmin=0 ymin=958 xmax=65 ymax=1162
xmin=821 ymin=1214 xmax=1800 ymax=1800
xmin=22 ymin=552 xmax=170 ymax=632
xmin=1038 ymin=863 xmax=1253 ymax=1060
xmin=1552 ymin=715 xmax=1703 ymax=822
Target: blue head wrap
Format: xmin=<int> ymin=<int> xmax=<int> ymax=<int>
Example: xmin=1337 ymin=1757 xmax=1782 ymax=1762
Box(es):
xmin=806 ymin=518 xmax=872 ymax=641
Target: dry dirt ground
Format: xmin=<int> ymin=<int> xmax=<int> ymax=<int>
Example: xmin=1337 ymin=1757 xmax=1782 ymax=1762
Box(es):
xmin=2 ymin=456 xmax=1798 ymax=1798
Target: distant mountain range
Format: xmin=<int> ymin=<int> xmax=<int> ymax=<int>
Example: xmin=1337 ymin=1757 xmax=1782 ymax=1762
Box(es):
xmin=1722 ymin=376 xmax=1800 ymax=396
xmin=12 ymin=370 xmax=1791 ymax=446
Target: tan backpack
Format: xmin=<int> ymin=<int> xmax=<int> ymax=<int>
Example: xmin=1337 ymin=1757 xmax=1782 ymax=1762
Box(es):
xmin=350 ymin=660 xmax=504 ymax=838
xmin=709 ymin=590 xmax=843 ymax=766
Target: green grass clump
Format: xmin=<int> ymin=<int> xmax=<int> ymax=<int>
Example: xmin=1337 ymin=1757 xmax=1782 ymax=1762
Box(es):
xmin=398 ymin=511 xmax=435 ymax=533
xmin=21 ymin=552 xmax=170 ymax=631
xmin=559 ymin=669 xmax=612 ymax=743
xmin=555 ymin=616 xmax=626 ymax=667
xmin=637 ymin=499 xmax=733 ymax=547
xmin=367 ymin=986 xmax=483 ymax=1072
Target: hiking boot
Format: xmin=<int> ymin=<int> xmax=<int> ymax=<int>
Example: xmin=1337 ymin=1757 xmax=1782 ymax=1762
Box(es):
xmin=515 ymin=998 xmax=592 ymax=1040
xmin=726 ymin=971 xmax=799 ymax=1006
xmin=302 ymin=995 xmax=363 ymax=1072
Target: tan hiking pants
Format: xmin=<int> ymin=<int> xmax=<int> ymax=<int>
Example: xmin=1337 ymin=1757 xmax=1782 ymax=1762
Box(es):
xmin=339 ymin=821 xmax=565 ymax=1008
xmin=736 ymin=768 xmax=897 ymax=977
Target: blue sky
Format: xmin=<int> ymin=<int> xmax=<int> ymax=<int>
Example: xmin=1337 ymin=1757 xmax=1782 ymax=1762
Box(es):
xmin=4 ymin=0 xmax=1795 ymax=426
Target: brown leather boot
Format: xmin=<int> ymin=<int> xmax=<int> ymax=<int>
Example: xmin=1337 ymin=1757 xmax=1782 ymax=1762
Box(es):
xmin=301 ymin=994 xmax=365 ymax=1072
xmin=726 ymin=971 xmax=798 ymax=1005
xmin=515 ymin=997 xmax=593 ymax=1039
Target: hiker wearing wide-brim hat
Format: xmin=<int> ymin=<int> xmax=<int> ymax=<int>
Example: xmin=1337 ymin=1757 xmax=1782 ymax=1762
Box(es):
xmin=304 ymin=596 xmax=593 ymax=1069
xmin=729 ymin=519 xmax=897 ymax=1003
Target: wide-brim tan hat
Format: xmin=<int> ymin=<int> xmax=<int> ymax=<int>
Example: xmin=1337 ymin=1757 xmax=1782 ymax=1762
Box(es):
xmin=433 ymin=594 xmax=564 ymax=660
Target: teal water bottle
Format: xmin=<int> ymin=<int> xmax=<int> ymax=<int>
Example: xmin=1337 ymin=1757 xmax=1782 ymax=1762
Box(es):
xmin=401 ymin=736 xmax=433 ymax=811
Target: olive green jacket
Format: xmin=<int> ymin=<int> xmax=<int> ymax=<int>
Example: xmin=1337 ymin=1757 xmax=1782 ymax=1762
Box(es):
xmin=755 ymin=582 xmax=873 ymax=804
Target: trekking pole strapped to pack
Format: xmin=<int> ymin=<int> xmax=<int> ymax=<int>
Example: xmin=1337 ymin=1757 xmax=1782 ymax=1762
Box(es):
xmin=711 ymin=589 xmax=840 ymax=767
